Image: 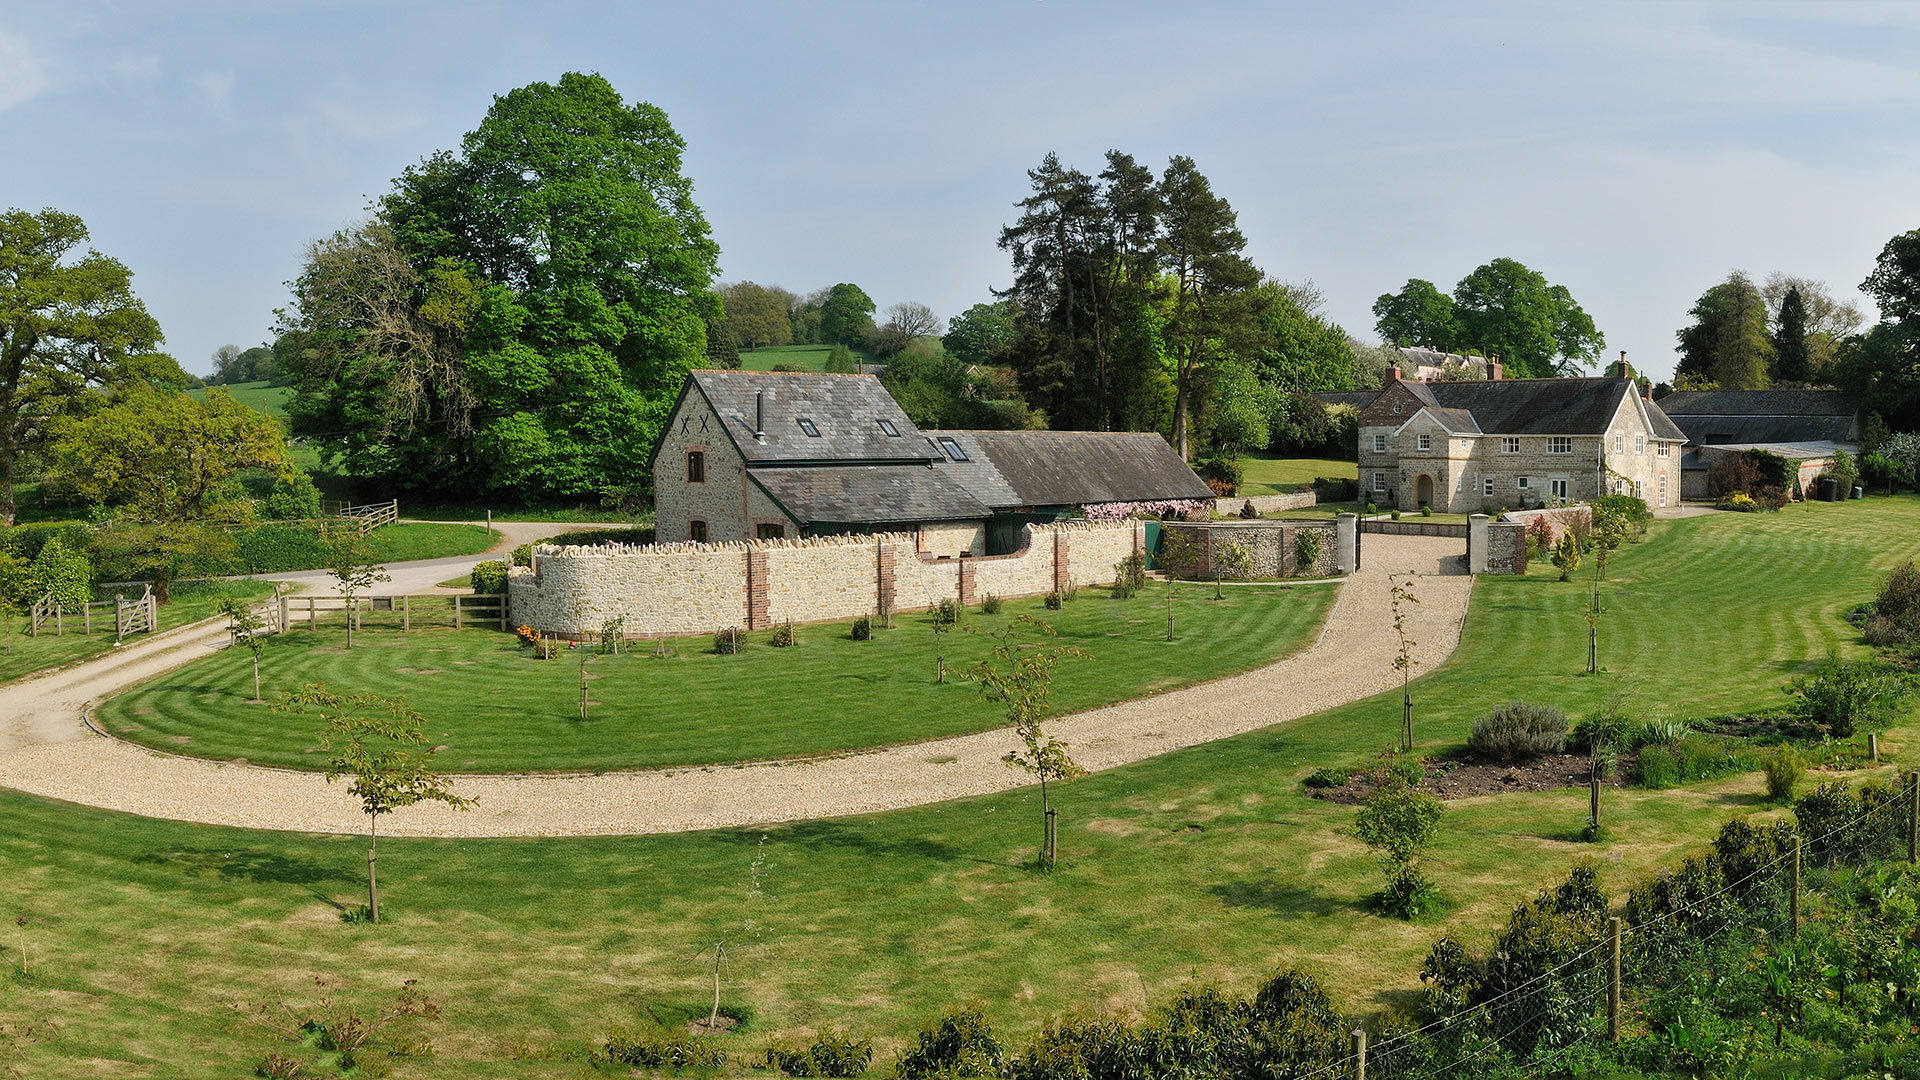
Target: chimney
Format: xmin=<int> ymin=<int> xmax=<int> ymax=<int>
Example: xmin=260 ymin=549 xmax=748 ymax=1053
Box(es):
xmin=1387 ymin=365 xmax=1402 ymax=383
xmin=1488 ymin=359 xmax=1503 ymax=381
xmin=1613 ymin=351 xmax=1630 ymax=379
xmin=754 ymin=389 xmax=766 ymax=441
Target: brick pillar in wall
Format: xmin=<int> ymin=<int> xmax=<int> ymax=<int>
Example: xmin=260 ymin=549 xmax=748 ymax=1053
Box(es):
xmin=746 ymin=549 xmax=769 ymax=629
xmin=958 ymin=557 xmax=975 ymax=606
xmin=1052 ymin=531 xmax=1071 ymax=592
xmin=876 ymin=541 xmax=895 ymax=621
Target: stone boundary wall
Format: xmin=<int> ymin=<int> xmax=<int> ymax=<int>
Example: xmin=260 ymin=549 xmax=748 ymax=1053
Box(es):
xmin=507 ymin=519 xmax=1147 ymax=638
xmin=1486 ymin=522 xmax=1528 ymax=573
xmin=1157 ymin=520 xmax=1342 ymax=580
xmin=1501 ymin=505 xmax=1592 ymax=546
xmin=1212 ymin=490 xmax=1318 ymax=517
xmin=1359 ymin=519 xmax=1469 ymax=538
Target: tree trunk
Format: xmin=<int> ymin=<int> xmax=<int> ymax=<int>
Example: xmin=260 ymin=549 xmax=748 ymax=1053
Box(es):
xmin=368 ymin=814 xmax=379 ymax=923
xmin=252 ymin=655 xmax=261 ymax=702
xmin=1173 ymin=373 xmax=1190 ymax=461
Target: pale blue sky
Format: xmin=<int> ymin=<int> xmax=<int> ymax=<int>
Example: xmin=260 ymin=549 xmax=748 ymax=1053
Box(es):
xmin=5 ymin=1 xmax=1919 ymax=382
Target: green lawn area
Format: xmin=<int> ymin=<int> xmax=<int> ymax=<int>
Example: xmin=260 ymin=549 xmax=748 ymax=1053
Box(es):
xmin=0 ymin=580 xmax=276 ymax=685
xmin=4 ymin=498 xmax=1919 ymax=1077
xmin=1237 ymin=454 xmax=1355 ymax=496
xmin=189 ymin=380 xmax=294 ymax=419
xmin=735 ymin=343 xmax=871 ymax=372
xmin=361 ymin=522 xmax=497 ymax=563
xmin=97 ymin=582 xmax=1338 ymax=772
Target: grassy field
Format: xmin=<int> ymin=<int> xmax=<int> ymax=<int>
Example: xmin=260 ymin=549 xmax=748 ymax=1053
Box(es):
xmin=0 ymin=580 xmax=276 ymax=684
xmin=189 ymin=380 xmax=294 ymax=419
xmin=1237 ymin=454 xmax=1355 ymax=495
xmin=97 ymin=583 xmax=1338 ymax=772
xmin=360 ymin=523 xmax=497 ymax=563
xmin=735 ymin=343 xmax=871 ymax=372
xmin=3 ymin=498 xmax=1917 ymax=1077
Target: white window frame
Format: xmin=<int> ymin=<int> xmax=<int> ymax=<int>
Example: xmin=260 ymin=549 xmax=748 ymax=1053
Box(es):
xmin=1417 ymin=433 xmax=1431 ymax=451
xmin=1372 ymin=434 xmax=1387 ymax=453
xmin=1372 ymin=471 xmax=1387 ymax=493
xmin=1549 ymin=478 xmax=1570 ymax=500
xmin=1657 ymin=441 xmax=1670 ymax=458
xmin=1517 ymin=477 xmax=1529 ymax=491
xmin=1548 ymin=437 xmax=1572 ymax=454
xmin=1613 ymin=434 xmax=1623 ymax=453
xmin=1501 ymin=437 xmax=1520 ymax=454
xmin=1635 ymin=434 xmax=1645 ymax=454
xmin=1483 ymin=477 xmax=1494 ymax=497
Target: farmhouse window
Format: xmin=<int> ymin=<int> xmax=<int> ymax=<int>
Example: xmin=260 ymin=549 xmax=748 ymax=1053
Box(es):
xmin=1614 ymin=434 xmax=1623 ymax=453
xmin=1636 ymin=435 xmax=1645 ymax=454
xmin=1502 ymin=438 xmax=1520 ymax=454
xmin=686 ymin=450 xmax=705 ymax=483
xmin=878 ymin=418 xmax=900 ymax=437
xmin=797 ymin=418 xmax=821 ymax=438
xmin=1483 ymin=478 xmax=1494 ymax=497
xmin=1550 ymin=478 xmax=1569 ymax=499
xmin=1372 ymin=471 xmax=1386 ymax=492
xmin=1659 ymin=473 xmax=1669 ymax=506
xmin=938 ymin=436 xmax=969 ymax=462
xmin=757 ymin=522 xmax=786 ymax=540
xmin=1548 ymin=437 xmax=1572 ymax=454
xmin=689 ymin=520 xmax=708 ymax=543
xmin=1373 ymin=434 xmax=1387 ymax=453
xmin=1417 ymin=433 xmax=1431 ymax=451
xmin=1517 ymin=477 xmax=1529 ymax=490
xmin=1657 ymin=441 xmax=1670 ymax=458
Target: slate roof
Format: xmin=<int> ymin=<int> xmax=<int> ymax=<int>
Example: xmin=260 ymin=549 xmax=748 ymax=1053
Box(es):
xmin=1657 ymin=390 xmax=1860 ymax=418
xmin=1414 ymin=378 xmax=1687 ymax=441
xmin=690 ymin=371 xmax=934 ymax=464
xmin=902 ymin=431 xmax=1025 ymax=510
xmin=750 ymin=466 xmax=990 ymax=526
xmin=1666 ymin=414 xmax=1858 ymax=446
xmin=929 ymin=430 xmax=1214 ymax=507
xmin=1422 ymin=407 xmax=1482 ymax=434
xmin=1310 ymin=390 xmax=1380 ymax=410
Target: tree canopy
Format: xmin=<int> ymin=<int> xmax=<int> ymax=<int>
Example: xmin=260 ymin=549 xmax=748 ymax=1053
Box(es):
xmin=1371 ymin=278 xmax=1458 ymax=351
xmin=718 ymin=281 xmax=794 ymax=351
xmin=1771 ymin=286 xmax=1812 ymax=384
xmin=818 ymin=283 xmax=876 ymax=347
xmin=1835 ymin=230 xmax=1920 ymax=431
xmin=1676 ymin=271 xmax=1773 ymax=390
xmin=1371 ymin=260 xmax=1603 ymax=378
xmin=281 ymin=72 xmax=720 ymax=501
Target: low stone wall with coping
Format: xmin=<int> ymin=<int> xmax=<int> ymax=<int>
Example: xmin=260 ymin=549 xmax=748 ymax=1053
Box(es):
xmin=1211 ymin=490 xmax=1318 ymax=517
xmin=1156 ymin=519 xmax=1343 ymax=580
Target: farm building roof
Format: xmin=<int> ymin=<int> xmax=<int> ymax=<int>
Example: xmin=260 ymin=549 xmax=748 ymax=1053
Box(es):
xmin=749 ymin=465 xmax=992 ymax=526
xmin=926 ymin=429 xmax=1215 ymax=507
xmin=1409 ymin=378 xmax=1688 ymax=440
xmin=1653 ymin=390 xmax=1861 ymax=446
xmin=690 ymin=370 xmax=935 ymax=465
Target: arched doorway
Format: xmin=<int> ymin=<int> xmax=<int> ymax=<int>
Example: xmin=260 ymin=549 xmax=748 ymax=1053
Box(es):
xmin=1416 ymin=474 xmax=1434 ymax=509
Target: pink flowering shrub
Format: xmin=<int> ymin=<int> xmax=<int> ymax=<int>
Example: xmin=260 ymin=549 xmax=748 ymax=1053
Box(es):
xmin=1082 ymin=500 xmax=1210 ymax=521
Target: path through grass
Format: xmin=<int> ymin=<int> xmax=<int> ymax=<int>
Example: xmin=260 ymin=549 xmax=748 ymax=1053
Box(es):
xmin=0 ymin=580 xmax=275 ymax=685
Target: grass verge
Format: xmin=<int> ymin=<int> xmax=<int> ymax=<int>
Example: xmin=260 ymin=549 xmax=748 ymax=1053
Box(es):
xmin=0 ymin=580 xmax=276 ymax=684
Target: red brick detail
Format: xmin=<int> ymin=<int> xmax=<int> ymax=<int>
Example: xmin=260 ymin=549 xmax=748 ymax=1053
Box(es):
xmin=876 ymin=542 xmax=895 ymax=620
xmin=958 ymin=557 xmax=975 ymax=606
xmin=1052 ymin=532 xmax=1071 ymax=591
xmin=745 ymin=550 xmax=769 ymax=629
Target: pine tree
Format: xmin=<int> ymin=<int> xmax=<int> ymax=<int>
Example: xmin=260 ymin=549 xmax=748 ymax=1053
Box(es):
xmin=1772 ymin=286 xmax=1812 ymax=384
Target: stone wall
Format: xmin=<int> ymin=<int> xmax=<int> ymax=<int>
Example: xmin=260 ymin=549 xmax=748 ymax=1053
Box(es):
xmin=1157 ymin=520 xmax=1342 ymax=580
xmin=1485 ymin=522 xmax=1528 ymax=574
xmin=1501 ymin=505 xmax=1592 ymax=546
xmin=917 ymin=521 xmax=989 ymax=558
xmin=508 ymin=519 xmax=1147 ymax=638
xmin=1211 ymin=490 xmax=1318 ymax=517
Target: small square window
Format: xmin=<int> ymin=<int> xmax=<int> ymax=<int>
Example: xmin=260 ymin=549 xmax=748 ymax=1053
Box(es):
xmin=1417 ymin=433 xmax=1431 ymax=451
xmin=1658 ymin=441 xmax=1671 ymax=458
xmin=877 ymin=418 xmax=900 ymax=437
xmin=689 ymin=520 xmax=708 ymax=543
xmin=1502 ymin=438 xmax=1520 ymax=454
xmin=797 ymin=418 xmax=821 ymax=437
xmin=685 ymin=450 xmax=705 ymax=483
xmin=1372 ymin=472 xmax=1386 ymax=492
xmin=1548 ymin=437 xmax=1572 ymax=454
xmin=937 ymin=436 xmax=969 ymax=462
xmin=1372 ymin=434 xmax=1386 ymax=453
xmin=1518 ymin=477 xmax=1529 ymax=490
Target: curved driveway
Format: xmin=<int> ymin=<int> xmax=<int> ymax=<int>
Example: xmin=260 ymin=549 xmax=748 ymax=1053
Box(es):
xmin=0 ymin=533 xmax=1473 ymax=838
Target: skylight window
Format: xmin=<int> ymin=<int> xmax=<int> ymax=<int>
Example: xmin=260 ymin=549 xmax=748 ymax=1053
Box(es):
xmin=797 ymin=418 xmax=821 ymax=437
xmin=937 ymin=436 xmax=969 ymax=462
xmin=877 ymin=418 xmax=900 ymax=437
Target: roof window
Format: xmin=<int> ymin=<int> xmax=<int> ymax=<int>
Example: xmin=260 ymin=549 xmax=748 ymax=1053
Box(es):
xmin=877 ymin=418 xmax=900 ymax=437
xmin=937 ymin=436 xmax=969 ymax=462
xmin=797 ymin=418 xmax=821 ymax=438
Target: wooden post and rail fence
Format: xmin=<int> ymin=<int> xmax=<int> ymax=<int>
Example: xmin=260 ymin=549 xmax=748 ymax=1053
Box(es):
xmin=28 ymin=585 xmax=158 ymax=642
xmin=276 ymin=591 xmax=509 ymax=633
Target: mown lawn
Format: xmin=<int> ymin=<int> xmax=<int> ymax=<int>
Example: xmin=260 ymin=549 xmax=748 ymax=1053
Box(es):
xmin=736 ymin=343 xmax=872 ymax=372
xmin=0 ymin=580 xmax=276 ymax=685
xmin=1237 ymin=454 xmax=1355 ymax=495
xmin=4 ymin=498 xmax=1918 ymax=1078
xmin=188 ymin=380 xmax=294 ymax=418
xmin=361 ymin=522 xmax=497 ymax=563
xmin=97 ymin=582 xmax=1339 ymax=772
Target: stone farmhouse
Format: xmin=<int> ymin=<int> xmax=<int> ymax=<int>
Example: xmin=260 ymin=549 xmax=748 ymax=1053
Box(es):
xmin=1656 ymin=389 xmax=1863 ymax=500
xmin=650 ymin=371 xmax=1213 ymax=556
xmin=1356 ymin=361 xmax=1689 ymax=512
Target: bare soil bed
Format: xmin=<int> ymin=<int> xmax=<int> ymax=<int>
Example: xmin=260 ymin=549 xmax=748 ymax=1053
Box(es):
xmin=1308 ymin=752 xmax=1628 ymax=804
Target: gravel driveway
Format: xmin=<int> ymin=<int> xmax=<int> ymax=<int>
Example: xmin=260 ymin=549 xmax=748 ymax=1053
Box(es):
xmin=0 ymin=534 xmax=1474 ymax=838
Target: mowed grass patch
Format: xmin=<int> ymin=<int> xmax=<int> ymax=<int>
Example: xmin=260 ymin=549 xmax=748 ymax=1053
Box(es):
xmin=362 ymin=522 xmax=498 ymax=563
xmin=97 ymin=582 xmax=1339 ymax=772
xmin=188 ymin=380 xmax=294 ymax=418
xmin=1237 ymin=454 xmax=1355 ymax=495
xmin=0 ymin=580 xmax=276 ymax=685
xmin=736 ymin=343 xmax=870 ymax=372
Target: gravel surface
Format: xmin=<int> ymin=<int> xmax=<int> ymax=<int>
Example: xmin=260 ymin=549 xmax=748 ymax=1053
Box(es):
xmin=0 ymin=534 xmax=1474 ymax=838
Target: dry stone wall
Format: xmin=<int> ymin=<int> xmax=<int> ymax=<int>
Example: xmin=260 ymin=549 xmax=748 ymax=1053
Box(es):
xmin=1211 ymin=490 xmax=1318 ymax=517
xmin=1157 ymin=520 xmax=1342 ymax=580
xmin=508 ymin=520 xmax=1147 ymax=638
xmin=1501 ymin=505 xmax=1592 ymax=546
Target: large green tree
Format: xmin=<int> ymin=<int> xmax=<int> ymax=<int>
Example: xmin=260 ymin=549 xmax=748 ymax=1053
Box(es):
xmin=285 ymin=72 xmax=719 ymax=500
xmin=1371 ymin=278 xmax=1458 ymax=351
xmin=1837 ymin=230 xmax=1920 ymax=431
xmin=818 ymin=283 xmax=876 ymax=347
xmin=942 ymin=301 xmax=1015 ymax=364
xmin=1159 ymin=155 xmax=1260 ymax=459
xmin=1676 ymin=272 xmax=1773 ymax=390
xmin=1451 ymin=258 xmax=1603 ymax=378
xmin=1772 ymin=286 xmax=1813 ymax=384
xmin=719 ymin=281 xmax=793 ymax=351
xmin=0 ymin=208 xmax=181 ymax=524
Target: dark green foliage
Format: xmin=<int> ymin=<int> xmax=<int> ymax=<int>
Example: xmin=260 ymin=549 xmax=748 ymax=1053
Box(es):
xmin=1785 ymin=652 xmax=1911 ymax=738
xmin=1763 ymin=743 xmax=1805 ymax=802
xmin=850 ymin=615 xmax=872 ymax=641
xmin=819 ymin=284 xmax=876 ymax=348
xmin=511 ymin=543 xmax=532 ymax=567
xmin=1590 ymin=494 xmax=1651 ymax=542
xmin=765 ymin=1029 xmax=874 ymax=1077
xmin=894 ymin=1003 xmax=1004 ymax=1080
xmin=1353 ymin=763 xmax=1445 ymax=918
xmin=0 ymin=521 xmax=93 ymax=563
xmin=1677 ymin=271 xmax=1774 ymax=389
xmin=468 ymin=560 xmax=508 ymax=595
xmin=1871 ymin=559 xmax=1920 ymax=646
xmin=1772 ymin=285 xmax=1813 ymax=383
xmin=943 ymin=302 xmax=1015 ymax=365
xmin=25 ymin=535 xmax=92 ymax=605
xmin=1824 ymin=448 xmax=1861 ymax=495
xmin=824 ymin=343 xmax=859 ymax=374
xmin=1795 ymin=779 xmax=1904 ymax=869
xmin=770 ymin=621 xmax=797 ymax=648
xmin=1372 ymin=278 xmax=1459 ymax=351
xmin=713 ymin=626 xmax=745 ymax=655
xmin=600 ymin=1026 xmax=728 ymax=1072
xmin=260 ymin=471 xmax=321 ymax=520
xmin=1044 ymin=590 xmax=1063 ymax=610
xmin=1309 ymin=476 xmax=1357 ymax=502
xmin=1466 ymin=701 xmax=1567 ymax=763
xmin=1194 ymin=456 xmax=1242 ymax=491
xmin=1292 ymin=530 xmax=1320 ymax=574
xmin=1480 ymin=865 xmax=1609 ymax=1055
xmin=1111 ymin=553 xmax=1146 ymax=600
xmin=1004 ymin=1012 xmax=1146 ymax=1080
xmin=1633 ymin=735 xmax=1761 ymax=790
xmin=538 ymin=526 xmax=655 ymax=548
xmin=1302 ymin=766 xmax=1355 ymax=789
xmin=981 ymin=594 xmax=1004 ymax=615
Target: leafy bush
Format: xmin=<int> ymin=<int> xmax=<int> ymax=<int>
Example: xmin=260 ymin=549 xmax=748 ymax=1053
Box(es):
xmin=851 ymin=615 xmax=872 ymax=641
xmin=1419 ymin=505 xmax=1433 ymax=517
xmin=0 ymin=521 xmax=93 ymax=563
xmin=1634 ymin=735 xmax=1759 ymax=790
xmin=1468 ymin=702 xmax=1567 ymax=763
xmin=1795 ymin=779 xmax=1905 ymax=868
xmin=1570 ymin=699 xmax=1635 ymax=754
xmin=537 ymin=526 xmax=656 ymax=548
xmin=1293 ymin=530 xmax=1321 ymax=574
xmin=511 ymin=543 xmax=533 ymax=567
xmin=1524 ymin=516 xmax=1553 ymax=556
xmin=824 ymin=343 xmax=859 ymax=374
xmin=1752 ymin=484 xmax=1790 ymax=511
xmin=1353 ymin=774 xmax=1445 ymax=917
xmin=27 ymin=535 xmax=93 ymax=606
xmin=1238 ymin=499 xmax=1259 ymax=519
xmin=713 ymin=626 xmax=745 ymax=655
xmin=1592 ymin=494 xmax=1652 ymax=542
xmin=766 ymin=1029 xmax=874 ymax=1077
xmin=1549 ymin=530 xmax=1581 ymax=580
xmin=1110 ymin=553 xmax=1146 ymax=600
xmin=1707 ymin=453 xmax=1763 ymax=499
xmin=894 ymin=1003 xmax=1005 ymax=1080
xmin=1194 ymin=456 xmax=1243 ymax=494
xmin=260 ymin=471 xmax=321 ymax=520
xmin=1764 ymin=744 xmax=1805 ymax=802
xmin=600 ymin=1026 xmax=728 ymax=1072
xmin=1005 ymin=1013 xmax=1146 ymax=1080
xmin=1872 ymin=559 xmax=1920 ymax=644
xmin=1632 ymin=717 xmax=1689 ymax=748
xmin=1785 ymin=652 xmax=1910 ymax=738
xmin=1216 ymin=541 xmax=1254 ymax=581
xmin=1310 ymin=476 xmax=1358 ymax=502
xmin=1043 ymin=590 xmax=1062 ymax=610
xmin=1714 ymin=490 xmax=1756 ymax=512
xmin=1303 ymin=766 xmax=1356 ymax=789
xmin=770 ymin=620 xmax=797 ymax=647
xmin=1824 ymin=448 xmax=1861 ymax=495
xmin=1364 ymin=501 xmax=1379 ymax=515
xmin=468 ymin=560 xmax=509 ymax=595
xmin=930 ymin=597 xmax=962 ymax=627
xmin=981 ymin=593 xmax=1004 ymax=614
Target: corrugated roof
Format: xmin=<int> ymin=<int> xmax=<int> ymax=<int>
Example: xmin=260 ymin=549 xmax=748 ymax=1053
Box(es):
xmin=1657 ymin=389 xmax=1860 ymax=418
xmin=1669 ymin=414 xmax=1858 ymax=446
xmin=930 ymin=430 xmax=1214 ymax=506
xmin=751 ymin=465 xmax=990 ymax=526
xmin=691 ymin=371 xmax=934 ymax=464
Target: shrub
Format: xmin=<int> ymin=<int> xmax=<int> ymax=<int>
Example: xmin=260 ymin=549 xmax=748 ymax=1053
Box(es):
xmin=1353 ymin=774 xmax=1445 ymax=918
xmin=1707 ymin=453 xmax=1764 ymax=498
xmin=540 ymin=526 xmax=656 ymax=548
xmin=260 ymin=471 xmax=321 ymax=520
xmin=1752 ymin=484 xmax=1790 ymax=511
xmin=824 ymin=344 xmax=859 ymax=374
xmin=851 ymin=615 xmax=872 ymax=641
xmin=1419 ymin=505 xmax=1433 ymax=517
xmin=1786 ymin=652 xmax=1911 ymax=738
xmin=1549 ymin=531 xmax=1581 ymax=580
xmin=1311 ymin=476 xmax=1358 ymax=502
xmin=601 ymin=1026 xmax=728 ymax=1071
xmin=1238 ymin=499 xmax=1259 ymax=519
xmin=1570 ymin=699 xmax=1635 ymax=754
xmin=1303 ymin=766 xmax=1355 ymax=789
xmin=1591 ymin=494 xmax=1652 ymax=542
xmin=766 ymin=1029 xmax=874 ymax=1077
xmin=1389 ymin=509 xmax=1401 ymax=520
xmin=1825 ymin=449 xmax=1861 ymax=495
xmin=1874 ymin=559 xmax=1920 ymax=642
xmin=511 ymin=543 xmax=533 ymax=567
xmin=894 ymin=1003 xmax=1005 ymax=1080
xmin=1043 ymin=590 xmax=1063 ymax=610
xmin=930 ymin=596 xmax=962 ymax=627
xmin=770 ymin=620 xmax=797 ymax=647
xmin=1634 ymin=734 xmax=1759 ymax=789
xmin=1293 ymin=530 xmax=1321 ymax=575
xmin=1523 ymin=516 xmax=1553 ymax=556
xmin=1635 ymin=744 xmax=1678 ymax=789
xmin=1764 ymin=744 xmax=1805 ymax=802
xmin=1714 ymin=490 xmax=1756 ymax=512
xmin=1195 ymin=456 xmax=1243 ymax=494
xmin=1110 ymin=553 xmax=1146 ymax=600
xmin=1364 ymin=501 xmax=1379 ymax=515
xmin=714 ymin=626 xmax=746 ymax=654
xmin=1216 ymin=541 xmax=1254 ymax=581
xmin=1005 ymin=1013 xmax=1146 ymax=1080
xmin=1865 ymin=615 xmax=1912 ymax=649
xmin=468 ymin=560 xmax=509 ymax=595
xmin=1467 ymin=701 xmax=1568 ymax=763
xmin=1796 ymin=779 xmax=1905 ymax=868
xmin=27 ymin=535 xmax=92 ymax=606
xmin=1632 ymin=717 xmax=1689 ymax=748
xmin=981 ymin=593 xmax=1004 ymax=614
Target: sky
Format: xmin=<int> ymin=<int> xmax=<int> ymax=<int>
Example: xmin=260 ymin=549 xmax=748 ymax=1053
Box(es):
xmin=5 ymin=1 xmax=1920 ymax=383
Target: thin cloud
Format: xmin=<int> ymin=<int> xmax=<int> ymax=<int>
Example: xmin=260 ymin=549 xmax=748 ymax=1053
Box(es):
xmin=0 ymin=28 xmax=49 ymax=113
xmin=192 ymin=70 xmax=235 ymax=109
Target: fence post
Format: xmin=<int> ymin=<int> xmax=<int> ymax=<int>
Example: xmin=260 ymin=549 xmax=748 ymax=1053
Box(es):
xmin=1351 ymin=1029 xmax=1366 ymax=1080
xmin=1590 ymin=776 xmax=1602 ymax=830
xmin=1869 ymin=732 xmax=1880 ymax=763
xmin=1790 ymin=839 xmax=1802 ymax=938
xmin=309 ymin=597 xmax=317 ymax=631
xmin=84 ymin=604 xmax=91 ymax=635
xmin=455 ymin=595 xmax=463 ymax=632
xmin=1044 ymin=807 xmax=1058 ymax=870
xmin=1607 ymin=915 xmax=1622 ymax=1040
xmin=279 ymin=591 xmax=289 ymax=634
xmin=500 ymin=595 xmax=509 ymax=631
xmin=402 ymin=595 xmax=410 ymax=632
